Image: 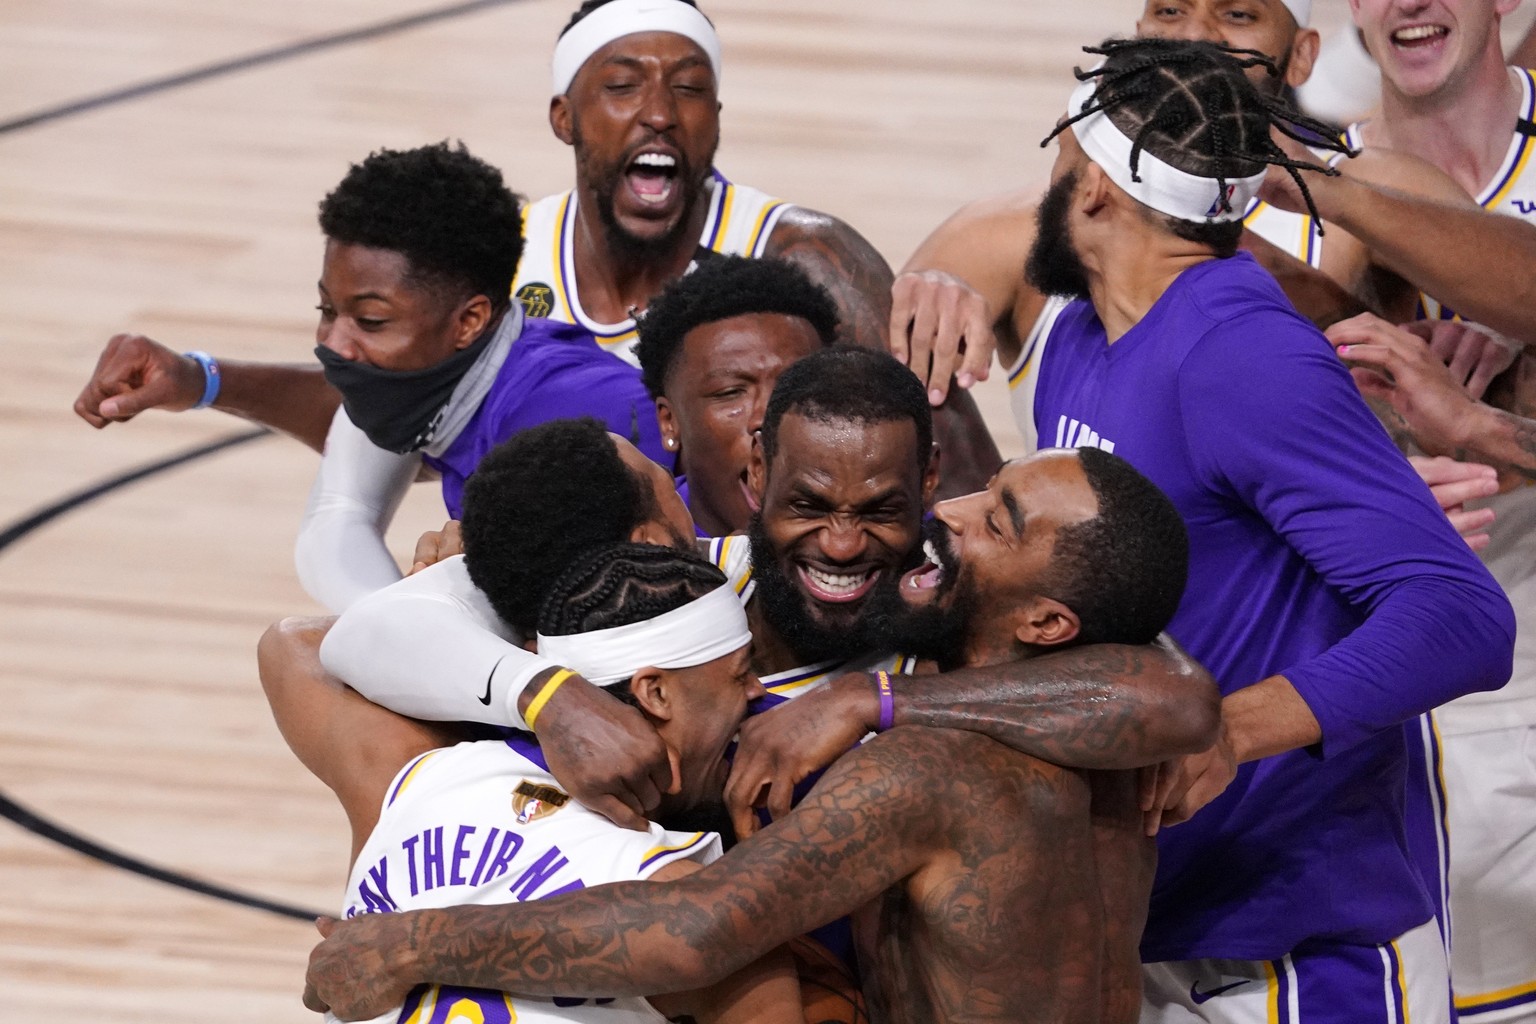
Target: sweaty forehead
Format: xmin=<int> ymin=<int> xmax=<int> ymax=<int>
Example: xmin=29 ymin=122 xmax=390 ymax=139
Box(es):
xmin=998 ymin=452 xmax=1098 ymax=525
xmin=770 ymin=413 xmax=921 ymax=488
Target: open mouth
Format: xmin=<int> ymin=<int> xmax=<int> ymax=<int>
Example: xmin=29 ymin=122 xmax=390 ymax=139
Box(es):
xmin=1391 ymin=23 xmax=1448 ymax=48
xmin=797 ymin=564 xmax=879 ymax=603
xmin=902 ymin=538 xmax=947 ymax=592
xmin=625 ymin=151 xmax=680 ymax=207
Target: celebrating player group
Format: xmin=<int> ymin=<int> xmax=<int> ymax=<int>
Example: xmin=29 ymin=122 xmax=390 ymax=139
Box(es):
xmin=74 ymin=0 xmax=1536 ymax=1021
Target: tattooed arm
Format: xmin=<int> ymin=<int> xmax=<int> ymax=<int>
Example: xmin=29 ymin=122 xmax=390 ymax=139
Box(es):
xmin=1330 ymin=314 xmax=1536 ymax=480
xmin=305 ymin=730 xmax=956 ymax=1020
xmin=765 ymin=208 xmax=1002 ymax=498
xmin=885 ymin=636 xmax=1221 ymax=768
xmin=725 ymin=635 xmax=1217 ymax=834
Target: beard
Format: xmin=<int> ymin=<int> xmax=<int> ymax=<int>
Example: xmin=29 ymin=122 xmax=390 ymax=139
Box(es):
xmin=859 ymin=519 xmax=974 ymax=668
xmin=1025 ymin=170 xmax=1091 ymax=301
xmin=572 ymin=118 xmax=713 ymax=261
xmin=748 ymin=514 xmax=878 ymax=665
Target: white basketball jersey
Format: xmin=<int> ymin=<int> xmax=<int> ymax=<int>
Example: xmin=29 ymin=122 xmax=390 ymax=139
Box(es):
xmin=1006 ymin=295 xmax=1073 ymax=453
xmin=1342 ymin=67 xmax=1536 ymax=730
xmin=704 ymin=533 xmax=756 ymax=604
xmin=513 ymin=172 xmax=792 ymax=366
xmin=331 ymin=739 xmax=721 ymax=1024
xmin=1243 ymin=196 xmax=1324 ymax=269
xmin=760 ymin=650 xmax=919 ymax=704
xmin=1343 ymin=67 xmax=1536 ymax=323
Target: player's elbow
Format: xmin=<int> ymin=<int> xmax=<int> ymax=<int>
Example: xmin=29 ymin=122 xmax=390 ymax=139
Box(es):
xmin=1149 ymin=637 xmax=1223 ymax=757
xmin=257 ymin=616 xmax=332 ymax=706
xmin=1452 ymin=584 xmax=1516 ymax=696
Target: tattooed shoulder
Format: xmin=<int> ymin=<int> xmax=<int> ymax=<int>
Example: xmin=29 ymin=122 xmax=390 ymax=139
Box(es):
xmin=763 ymin=206 xmax=894 ymax=349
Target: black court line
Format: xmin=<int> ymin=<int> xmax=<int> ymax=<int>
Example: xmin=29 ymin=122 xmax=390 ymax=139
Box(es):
xmin=0 ymin=426 xmax=329 ymax=922
xmin=0 ymin=0 xmax=520 ymax=136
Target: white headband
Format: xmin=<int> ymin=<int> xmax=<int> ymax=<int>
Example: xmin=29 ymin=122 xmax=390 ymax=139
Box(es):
xmin=1279 ymin=0 xmax=1311 ymax=27
xmin=1068 ymin=76 xmax=1266 ymax=224
xmin=552 ymin=0 xmax=722 ymax=96
xmin=536 ymin=583 xmax=751 ymax=686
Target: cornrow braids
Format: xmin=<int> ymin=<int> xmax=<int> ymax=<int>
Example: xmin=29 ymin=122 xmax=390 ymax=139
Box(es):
xmin=538 ymin=542 xmax=727 ymax=637
xmin=1042 ymin=37 xmax=1355 ymax=230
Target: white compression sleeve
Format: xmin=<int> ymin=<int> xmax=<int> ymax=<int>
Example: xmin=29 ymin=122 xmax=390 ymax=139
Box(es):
xmin=319 ymin=556 xmax=551 ymax=730
xmin=295 ymin=407 xmax=420 ymax=613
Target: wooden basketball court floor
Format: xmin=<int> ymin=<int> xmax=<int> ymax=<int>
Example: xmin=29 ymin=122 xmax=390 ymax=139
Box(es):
xmin=0 ymin=0 xmax=1359 ymax=1018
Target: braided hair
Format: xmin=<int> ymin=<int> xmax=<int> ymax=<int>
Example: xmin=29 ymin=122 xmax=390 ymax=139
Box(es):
xmin=1044 ymin=38 xmax=1353 ymax=246
xmin=538 ymin=542 xmax=730 ymax=706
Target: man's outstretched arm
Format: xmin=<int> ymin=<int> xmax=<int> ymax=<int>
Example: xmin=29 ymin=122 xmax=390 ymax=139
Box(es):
xmin=306 ymin=730 xmax=948 ymax=1021
xmin=74 ymin=333 xmax=340 ymax=451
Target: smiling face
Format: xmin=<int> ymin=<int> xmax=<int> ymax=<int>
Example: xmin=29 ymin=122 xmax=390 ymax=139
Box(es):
xmin=552 ymin=30 xmax=720 ymax=253
xmin=1350 ymin=0 xmax=1513 ymax=99
xmin=888 ymin=451 xmax=1100 ymax=667
xmin=1136 ymin=0 xmax=1317 ymax=92
xmin=657 ymin=312 xmax=826 ymax=536
xmin=746 ymin=412 xmax=936 ymax=663
xmin=315 ymin=241 xmax=488 ymax=371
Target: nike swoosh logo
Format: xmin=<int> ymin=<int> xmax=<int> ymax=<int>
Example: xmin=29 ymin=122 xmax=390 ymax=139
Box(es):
xmin=1190 ymin=980 xmax=1251 ymax=1004
xmin=477 ymin=669 xmax=495 ymax=706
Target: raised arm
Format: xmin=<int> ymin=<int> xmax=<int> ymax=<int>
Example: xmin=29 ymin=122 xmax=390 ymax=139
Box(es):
xmin=894 ymin=188 xmax=1047 ymax=392
xmin=1271 ymin=147 xmax=1536 ymax=344
xmin=305 ymin=729 xmax=946 ymax=1020
xmin=765 ymin=207 xmax=1001 ymax=497
xmin=74 ymin=333 xmax=340 ymax=451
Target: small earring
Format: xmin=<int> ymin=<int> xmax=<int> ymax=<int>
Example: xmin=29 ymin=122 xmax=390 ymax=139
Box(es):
xmin=664 ymin=437 xmax=677 ymax=450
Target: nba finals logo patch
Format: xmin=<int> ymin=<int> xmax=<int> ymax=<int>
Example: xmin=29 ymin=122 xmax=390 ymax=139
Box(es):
xmin=512 ymin=780 xmax=568 ymax=824
xmin=516 ymin=283 xmax=555 ymax=318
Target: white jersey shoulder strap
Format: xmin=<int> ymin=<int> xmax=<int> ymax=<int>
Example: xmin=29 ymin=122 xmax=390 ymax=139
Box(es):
xmin=512 ymin=174 xmax=792 ymax=366
xmin=1007 ymin=295 xmax=1073 ymax=453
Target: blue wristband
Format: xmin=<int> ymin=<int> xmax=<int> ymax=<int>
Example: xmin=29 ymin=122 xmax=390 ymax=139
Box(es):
xmin=186 ymin=351 xmax=221 ymax=409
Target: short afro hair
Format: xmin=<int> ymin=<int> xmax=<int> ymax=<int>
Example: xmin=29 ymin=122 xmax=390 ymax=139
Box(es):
xmin=1041 ymin=447 xmax=1189 ymax=647
xmin=538 ymin=542 xmax=729 ymax=708
xmin=635 ymin=255 xmax=839 ymax=399
xmin=759 ymin=347 xmax=933 ymax=472
xmin=561 ymin=0 xmax=706 ymax=36
xmin=318 ymin=141 xmax=523 ymax=311
xmin=461 ymin=418 xmax=659 ymax=634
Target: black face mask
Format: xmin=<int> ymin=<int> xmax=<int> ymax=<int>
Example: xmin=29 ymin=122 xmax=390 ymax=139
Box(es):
xmin=315 ymin=326 xmax=496 ymax=453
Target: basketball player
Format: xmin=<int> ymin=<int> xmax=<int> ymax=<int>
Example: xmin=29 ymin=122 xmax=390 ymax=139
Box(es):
xmin=891 ymin=0 xmax=1536 ymax=409
xmin=1005 ymin=39 xmax=1512 ymax=1022
xmin=300 ymin=143 xmax=672 ymax=611
xmin=301 ymin=446 xmax=1195 ymax=1024
xmin=1323 ymin=1 xmax=1536 ymax=1017
xmin=73 ymin=0 xmax=999 ymax=504
xmin=635 ymin=254 xmax=837 ymax=537
xmin=313 ymin=351 xmax=1217 ymax=837
xmin=259 ymin=543 xmax=802 ymax=1024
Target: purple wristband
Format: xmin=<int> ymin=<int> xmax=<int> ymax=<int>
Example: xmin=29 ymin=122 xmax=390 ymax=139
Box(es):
xmin=875 ymin=671 xmax=895 ymax=732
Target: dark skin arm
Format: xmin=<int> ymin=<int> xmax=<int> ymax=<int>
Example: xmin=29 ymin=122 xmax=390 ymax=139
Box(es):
xmin=765 ymin=208 xmax=1002 ymax=499
xmin=74 ymin=333 xmax=340 ymax=452
xmin=1332 ymin=313 xmax=1536 ymax=482
xmin=725 ymin=634 xmax=1220 ymax=836
xmin=304 ymin=729 xmax=954 ymax=1020
xmin=1238 ymin=229 xmax=1371 ymax=329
